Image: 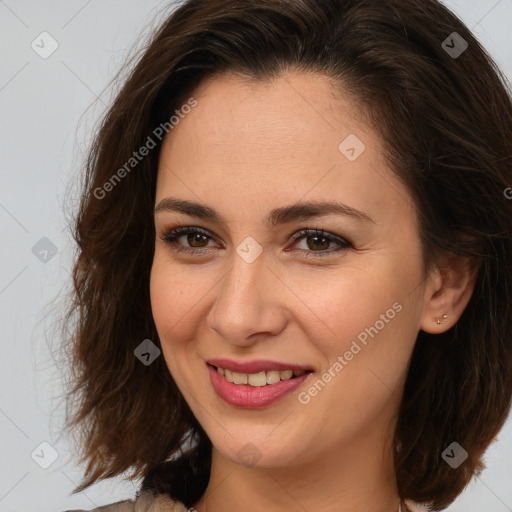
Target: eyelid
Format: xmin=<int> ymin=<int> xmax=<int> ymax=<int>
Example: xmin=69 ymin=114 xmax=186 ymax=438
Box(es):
xmin=160 ymin=225 xmax=219 ymax=249
xmin=159 ymin=224 xmax=353 ymax=256
xmin=286 ymin=228 xmax=352 ymax=257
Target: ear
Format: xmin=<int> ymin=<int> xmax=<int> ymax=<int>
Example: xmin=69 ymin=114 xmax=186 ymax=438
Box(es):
xmin=420 ymin=252 xmax=481 ymax=334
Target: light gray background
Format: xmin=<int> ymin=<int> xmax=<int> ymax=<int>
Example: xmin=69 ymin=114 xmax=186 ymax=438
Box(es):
xmin=0 ymin=1 xmax=511 ymax=511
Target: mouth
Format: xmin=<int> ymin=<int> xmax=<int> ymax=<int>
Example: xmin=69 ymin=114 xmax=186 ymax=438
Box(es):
xmin=206 ymin=362 xmax=315 ymax=408
xmin=207 ymin=363 xmax=313 ymax=387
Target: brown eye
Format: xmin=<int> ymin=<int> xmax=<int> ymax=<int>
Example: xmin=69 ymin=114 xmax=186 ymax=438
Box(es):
xmin=160 ymin=226 xmax=352 ymax=258
xmin=288 ymin=229 xmax=352 ymax=257
xmin=161 ymin=226 xmax=218 ymax=253
xmin=186 ymin=232 xmax=209 ymax=248
xmin=305 ymin=234 xmax=330 ymax=251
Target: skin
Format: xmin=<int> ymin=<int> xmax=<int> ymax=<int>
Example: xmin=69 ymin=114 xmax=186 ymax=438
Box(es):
xmin=149 ymin=71 xmax=477 ymax=512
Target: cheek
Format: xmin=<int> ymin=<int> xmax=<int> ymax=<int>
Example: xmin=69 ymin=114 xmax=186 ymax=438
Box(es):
xmin=289 ymin=265 xmax=407 ymax=350
xmin=149 ymin=258 xmax=189 ymax=370
xmin=149 ymin=263 xmax=189 ymax=386
xmin=149 ymin=255 xmax=213 ymax=372
xmin=149 ymin=255 xmax=201 ymax=336
xmin=149 ymin=261 xmax=175 ymax=335
xmin=295 ymin=264 xmax=422 ymax=399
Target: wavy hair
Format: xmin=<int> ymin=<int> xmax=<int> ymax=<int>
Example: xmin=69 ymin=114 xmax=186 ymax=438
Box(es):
xmin=60 ymin=0 xmax=512 ymax=509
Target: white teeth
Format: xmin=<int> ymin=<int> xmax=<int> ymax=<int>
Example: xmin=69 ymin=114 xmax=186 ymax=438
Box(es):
xmin=215 ymin=366 xmax=307 ymax=386
xmin=233 ymin=372 xmax=248 ymax=384
xmin=266 ymin=370 xmax=281 ymax=384
xmin=248 ymin=371 xmax=267 ymax=387
xmin=280 ymin=370 xmax=293 ymax=380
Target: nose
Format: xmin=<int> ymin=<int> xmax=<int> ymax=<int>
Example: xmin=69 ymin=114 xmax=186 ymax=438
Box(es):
xmin=206 ymin=248 xmax=288 ymax=347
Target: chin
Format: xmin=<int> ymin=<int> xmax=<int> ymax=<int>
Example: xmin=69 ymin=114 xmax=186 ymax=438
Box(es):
xmin=205 ymin=422 xmax=312 ymax=469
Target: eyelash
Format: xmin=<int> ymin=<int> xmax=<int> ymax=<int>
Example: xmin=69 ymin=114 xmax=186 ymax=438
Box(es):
xmin=159 ymin=225 xmax=353 ymax=258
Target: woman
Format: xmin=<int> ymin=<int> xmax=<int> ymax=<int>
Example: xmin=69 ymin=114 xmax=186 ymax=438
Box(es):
xmin=60 ymin=0 xmax=512 ymax=511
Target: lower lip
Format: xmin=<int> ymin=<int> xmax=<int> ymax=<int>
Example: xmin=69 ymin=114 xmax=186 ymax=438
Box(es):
xmin=207 ymin=364 xmax=313 ymax=408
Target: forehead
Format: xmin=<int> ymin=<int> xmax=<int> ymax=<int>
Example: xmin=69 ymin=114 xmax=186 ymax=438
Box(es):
xmin=155 ymin=71 xmax=414 ymax=231
xmin=162 ymin=71 xmax=367 ymax=161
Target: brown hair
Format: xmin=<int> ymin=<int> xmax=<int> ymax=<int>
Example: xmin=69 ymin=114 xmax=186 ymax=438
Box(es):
xmin=59 ymin=0 xmax=512 ymax=509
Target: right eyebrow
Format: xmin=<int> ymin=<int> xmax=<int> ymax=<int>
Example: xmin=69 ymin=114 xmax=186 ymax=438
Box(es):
xmin=154 ymin=197 xmax=375 ymax=226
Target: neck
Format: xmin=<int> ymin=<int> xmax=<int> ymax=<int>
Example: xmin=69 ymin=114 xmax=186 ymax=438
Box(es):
xmin=193 ymin=421 xmax=401 ymax=512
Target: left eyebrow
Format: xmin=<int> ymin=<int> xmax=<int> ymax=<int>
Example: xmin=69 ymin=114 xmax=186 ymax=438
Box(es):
xmin=154 ymin=197 xmax=375 ymax=225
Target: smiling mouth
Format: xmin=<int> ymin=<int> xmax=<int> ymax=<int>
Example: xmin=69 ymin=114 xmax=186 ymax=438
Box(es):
xmin=208 ymin=363 xmax=313 ymax=387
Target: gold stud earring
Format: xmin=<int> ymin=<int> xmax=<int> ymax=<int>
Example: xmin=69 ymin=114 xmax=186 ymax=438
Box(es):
xmin=435 ymin=313 xmax=448 ymax=324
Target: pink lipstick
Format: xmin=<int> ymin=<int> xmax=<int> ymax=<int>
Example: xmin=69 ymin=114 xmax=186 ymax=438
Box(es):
xmin=206 ymin=359 xmax=314 ymax=408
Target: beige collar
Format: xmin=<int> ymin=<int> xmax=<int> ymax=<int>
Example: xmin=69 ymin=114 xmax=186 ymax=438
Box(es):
xmin=134 ymin=490 xmax=188 ymax=512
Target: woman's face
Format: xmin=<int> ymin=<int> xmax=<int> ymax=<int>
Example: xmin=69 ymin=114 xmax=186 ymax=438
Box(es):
xmin=150 ymin=71 xmax=431 ymax=469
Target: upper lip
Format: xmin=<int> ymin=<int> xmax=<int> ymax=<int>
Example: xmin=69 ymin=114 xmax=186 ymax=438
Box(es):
xmin=206 ymin=358 xmax=314 ymax=374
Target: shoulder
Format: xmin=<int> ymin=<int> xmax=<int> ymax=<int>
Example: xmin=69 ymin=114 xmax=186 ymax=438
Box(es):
xmin=63 ymin=489 xmax=189 ymax=512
